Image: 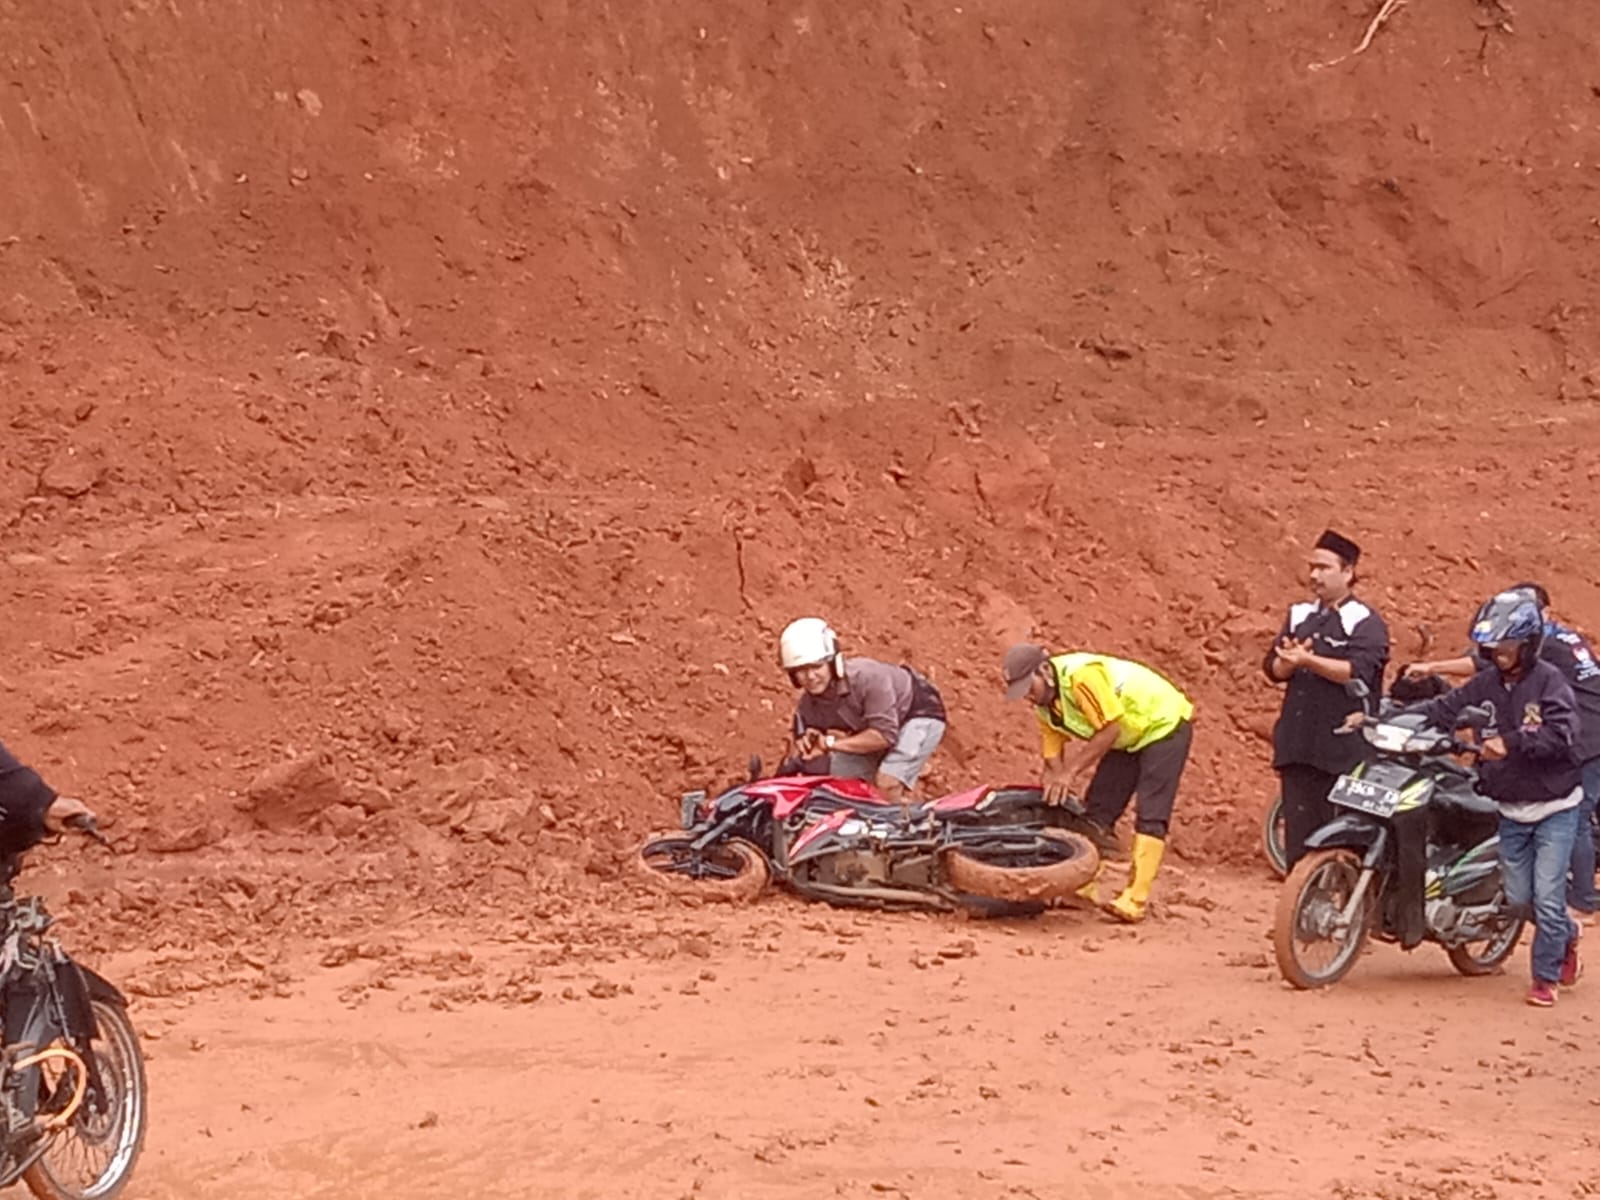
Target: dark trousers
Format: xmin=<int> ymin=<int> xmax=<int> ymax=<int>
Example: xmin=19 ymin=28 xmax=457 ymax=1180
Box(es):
xmin=1279 ymin=764 xmax=1339 ymax=869
xmin=1083 ymin=720 xmax=1193 ymax=840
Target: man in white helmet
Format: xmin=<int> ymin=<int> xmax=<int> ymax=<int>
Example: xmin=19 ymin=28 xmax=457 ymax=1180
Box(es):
xmin=779 ymin=617 xmax=948 ymax=803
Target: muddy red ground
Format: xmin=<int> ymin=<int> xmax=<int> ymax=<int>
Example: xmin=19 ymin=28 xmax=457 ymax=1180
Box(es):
xmin=2 ymin=0 xmax=1600 ymax=1195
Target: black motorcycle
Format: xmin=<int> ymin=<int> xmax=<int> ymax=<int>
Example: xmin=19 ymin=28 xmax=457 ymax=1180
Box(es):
xmin=1274 ymin=682 xmax=1524 ymax=990
xmin=0 ymin=818 xmax=147 ymax=1199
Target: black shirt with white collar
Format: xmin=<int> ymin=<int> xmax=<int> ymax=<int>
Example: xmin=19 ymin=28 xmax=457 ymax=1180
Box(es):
xmin=1264 ymin=597 xmax=1391 ymax=774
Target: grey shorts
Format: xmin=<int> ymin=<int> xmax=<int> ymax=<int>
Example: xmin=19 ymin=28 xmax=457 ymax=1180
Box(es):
xmin=830 ymin=718 xmax=947 ymax=789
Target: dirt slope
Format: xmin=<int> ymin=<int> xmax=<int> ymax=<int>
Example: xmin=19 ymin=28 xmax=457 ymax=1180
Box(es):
xmin=2 ymin=0 xmax=1599 ymax=871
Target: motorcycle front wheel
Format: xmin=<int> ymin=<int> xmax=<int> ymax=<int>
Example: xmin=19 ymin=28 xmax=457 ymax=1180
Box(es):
xmin=943 ymin=829 xmax=1099 ymax=904
xmin=636 ymin=833 xmax=771 ymax=904
xmin=1262 ymin=793 xmax=1287 ymax=878
xmin=1273 ymin=848 xmax=1373 ymax=990
xmin=24 ymin=998 xmax=148 ymax=1200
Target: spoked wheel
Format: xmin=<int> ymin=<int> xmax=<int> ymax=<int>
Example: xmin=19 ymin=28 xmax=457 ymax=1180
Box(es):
xmin=636 ymin=832 xmax=771 ymax=904
xmin=1273 ymin=848 xmax=1374 ymax=990
xmin=943 ymin=829 xmax=1099 ymax=904
xmin=24 ymin=999 xmax=147 ymax=1200
xmin=1263 ymin=794 xmax=1288 ymax=878
xmin=1446 ymin=910 xmax=1525 ymax=977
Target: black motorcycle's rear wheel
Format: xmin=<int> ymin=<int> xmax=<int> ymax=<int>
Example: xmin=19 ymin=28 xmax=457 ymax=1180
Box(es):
xmin=636 ymin=832 xmax=770 ymax=904
xmin=24 ymin=998 xmax=147 ymax=1200
xmin=1274 ymin=848 xmax=1373 ymax=990
xmin=1262 ymin=794 xmax=1288 ymax=878
xmin=943 ymin=829 xmax=1099 ymax=904
xmin=1446 ymin=912 xmax=1525 ymax=977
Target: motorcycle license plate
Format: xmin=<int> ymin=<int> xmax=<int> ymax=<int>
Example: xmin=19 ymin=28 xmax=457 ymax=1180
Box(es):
xmin=1329 ymin=775 xmax=1402 ymax=818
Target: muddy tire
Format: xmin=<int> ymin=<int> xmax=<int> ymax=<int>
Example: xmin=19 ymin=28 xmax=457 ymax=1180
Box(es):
xmin=943 ymin=829 xmax=1099 ymax=904
xmin=636 ymin=832 xmax=770 ymax=904
xmin=1273 ymin=848 xmax=1372 ymax=990
xmin=23 ymin=998 xmax=148 ymax=1200
xmin=1446 ymin=912 xmax=1524 ymax=977
xmin=1262 ymin=793 xmax=1287 ymax=878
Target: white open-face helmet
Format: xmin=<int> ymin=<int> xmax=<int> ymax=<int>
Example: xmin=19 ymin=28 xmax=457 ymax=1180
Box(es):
xmin=779 ymin=617 xmax=841 ymax=673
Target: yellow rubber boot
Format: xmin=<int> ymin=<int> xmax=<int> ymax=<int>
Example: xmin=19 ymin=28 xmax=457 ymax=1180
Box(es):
xmin=1074 ymin=864 xmax=1104 ymax=905
xmin=1104 ymin=834 xmax=1166 ymax=923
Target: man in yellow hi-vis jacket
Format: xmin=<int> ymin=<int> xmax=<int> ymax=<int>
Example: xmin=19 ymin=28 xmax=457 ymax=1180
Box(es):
xmin=1002 ymin=643 xmax=1196 ymax=922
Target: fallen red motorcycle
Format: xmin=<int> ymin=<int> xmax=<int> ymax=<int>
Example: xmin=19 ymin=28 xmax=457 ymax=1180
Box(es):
xmin=636 ymin=757 xmax=1101 ymax=915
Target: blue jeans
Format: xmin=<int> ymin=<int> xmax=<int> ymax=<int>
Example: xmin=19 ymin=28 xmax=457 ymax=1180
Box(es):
xmin=1569 ymin=758 xmax=1600 ymax=913
xmin=1500 ymin=804 xmax=1581 ymax=984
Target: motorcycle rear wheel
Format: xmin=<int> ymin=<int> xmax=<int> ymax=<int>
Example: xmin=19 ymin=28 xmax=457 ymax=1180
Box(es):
xmin=943 ymin=829 xmax=1099 ymax=904
xmin=636 ymin=833 xmax=770 ymax=904
xmin=1274 ymin=848 xmax=1372 ymax=990
xmin=1262 ymin=793 xmax=1287 ymax=878
xmin=1445 ymin=914 xmax=1524 ymax=977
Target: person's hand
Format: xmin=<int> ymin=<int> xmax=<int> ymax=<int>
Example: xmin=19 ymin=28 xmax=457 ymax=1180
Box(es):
xmin=1337 ymin=711 xmax=1366 ymax=734
xmin=1041 ymin=759 xmax=1075 ymax=805
xmin=1480 ymin=735 xmax=1509 ymax=761
xmin=1275 ymin=637 xmax=1315 ymax=669
xmin=1402 ymin=662 xmax=1435 ymax=681
xmin=795 ymin=729 xmax=826 ymax=759
xmin=44 ymin=795 xmax=95 ymax=835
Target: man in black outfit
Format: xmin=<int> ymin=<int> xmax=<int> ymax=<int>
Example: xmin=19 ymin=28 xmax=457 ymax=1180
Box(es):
xmin=1264 ymin=529 xmax=1391 ymax=868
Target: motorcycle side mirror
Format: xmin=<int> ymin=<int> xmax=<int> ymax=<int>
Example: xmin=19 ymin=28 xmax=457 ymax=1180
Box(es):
xmin=1454 ymin=703 xmax=1493 ymax=731
xmin=747 ymin=754 xmax=763 ymax=782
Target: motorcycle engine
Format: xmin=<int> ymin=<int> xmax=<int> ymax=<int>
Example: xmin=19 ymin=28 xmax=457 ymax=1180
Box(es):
xmin=810 ymin=850 xmax=890 ymax=886
xmin=1425 ymin=897 xmax=1462 ymax=940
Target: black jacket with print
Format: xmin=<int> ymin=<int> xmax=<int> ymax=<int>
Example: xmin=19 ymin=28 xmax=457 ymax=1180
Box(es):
xmin=1412 ymin=661 xmax=1581 ymax=807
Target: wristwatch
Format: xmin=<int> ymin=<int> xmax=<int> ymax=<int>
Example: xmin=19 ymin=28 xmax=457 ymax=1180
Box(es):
xmin=824 ymin=734 xmax=836 ymax=750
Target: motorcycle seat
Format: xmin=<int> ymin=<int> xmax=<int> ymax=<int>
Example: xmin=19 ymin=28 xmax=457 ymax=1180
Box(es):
xmin=807 ymin=787 xmax=916 ymax=814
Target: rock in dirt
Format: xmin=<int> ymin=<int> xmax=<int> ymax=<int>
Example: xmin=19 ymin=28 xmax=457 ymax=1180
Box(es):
xmin=349 ymin=785 xmax=397 ymax=815
xmin=243 ymin=752 xmax=344 ymax=830
xmin=38 ymin=449 xmax=104 ymax=498
xmin=146 ymin=820 xmax=222 ymax=854
xmin=322 ymin=803 xmax=367 ymax=839
xmin=421 ymin=758 xmax=533 ymax=841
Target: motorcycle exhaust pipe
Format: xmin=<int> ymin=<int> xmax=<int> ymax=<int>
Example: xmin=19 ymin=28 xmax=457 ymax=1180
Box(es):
xmin=795 ymin=881 xmax=940 ymax=908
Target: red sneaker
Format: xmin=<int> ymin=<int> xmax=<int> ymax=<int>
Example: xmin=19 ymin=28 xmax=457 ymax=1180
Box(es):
xmin=1560 ymin=928 xmax=1583 ymax=988
xmin=1526 ymin=981 xmax=1558 ymax=1007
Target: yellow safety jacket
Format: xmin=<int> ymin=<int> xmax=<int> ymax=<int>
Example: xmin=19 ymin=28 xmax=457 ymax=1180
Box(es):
xmin=1036 ymin=652 xmax=1194 ymax=756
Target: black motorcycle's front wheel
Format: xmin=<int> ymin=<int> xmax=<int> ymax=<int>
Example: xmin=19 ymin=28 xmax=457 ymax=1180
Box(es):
xmin=1446 ymin=913 xmax=1525 ymax=977
xmin=1262 ymin=794 xmax=1287 ymax=878
xmin=1274 ymin=848 xmax=1373 ymax=990
xmin=636 ymin=832 xmax=771 ymax=904
xmin=25 ymin=998 xmax=148 ymax=1200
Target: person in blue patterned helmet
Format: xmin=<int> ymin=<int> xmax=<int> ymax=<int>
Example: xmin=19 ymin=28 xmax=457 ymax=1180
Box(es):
xmin=1410 ymin=583 xmax=1600 ymax=923
xmin=1407 ymin=589 xmax=1583 ymax=1007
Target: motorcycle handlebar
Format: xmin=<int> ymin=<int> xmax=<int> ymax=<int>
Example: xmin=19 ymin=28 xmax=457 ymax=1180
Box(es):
xmin=63 ymin=812 xmax=110 ymax=848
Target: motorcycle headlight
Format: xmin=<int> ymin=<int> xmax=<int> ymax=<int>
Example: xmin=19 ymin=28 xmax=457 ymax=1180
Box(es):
xmin=1366 ymin=724 xmax=1411 ymax=753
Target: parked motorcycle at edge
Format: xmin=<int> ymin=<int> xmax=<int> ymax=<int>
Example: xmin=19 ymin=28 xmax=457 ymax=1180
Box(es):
xmin=1274 ymin=680 xmax=1524 ymax=989
xmin=0 ymin=816 xmax=147 ymax=1199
